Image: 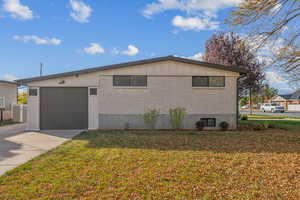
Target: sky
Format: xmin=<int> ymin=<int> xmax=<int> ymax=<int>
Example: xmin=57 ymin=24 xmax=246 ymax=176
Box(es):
xmin=0 ymin=0 xmax=294 ymax=94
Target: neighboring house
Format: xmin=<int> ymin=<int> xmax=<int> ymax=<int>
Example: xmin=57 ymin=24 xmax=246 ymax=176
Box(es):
xmin=271 ymin=90 xmax=300 ymax=110
xmin=17 ymin=56 xmax=246 ymax=131
xmin=0 ymin=80 xmax=17 ymax=120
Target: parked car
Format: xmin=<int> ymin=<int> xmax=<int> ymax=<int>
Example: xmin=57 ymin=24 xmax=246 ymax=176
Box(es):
xmin=260 ymin=103 xmax=285 ymax=113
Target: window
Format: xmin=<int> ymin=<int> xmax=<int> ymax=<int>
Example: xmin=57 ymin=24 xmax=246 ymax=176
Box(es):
xmin=90 ymin=88 xmax=97 ymax=95
xmin=192 ymin=76 xmax=225 ymax=87
xmin=209 ymin=76 xmax=225 ymax=87
xmin=201 ymin=118 xmax=216 ymax=127
xmin=192 ymin=76 xmax=209 ymax=87
xmin=0 ymin=97 xmax=5 ymax=109
xmin=113 ymin=75 xmax=147 ymax=87
xmin=29 ymin=89 xmax=38 ymax=96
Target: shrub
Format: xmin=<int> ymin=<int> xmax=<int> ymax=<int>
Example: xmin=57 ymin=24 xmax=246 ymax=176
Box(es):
xmin=219 ymin=121 xmax=229 ymax=131
xmin=238 ymin=123 xmax=263 ymax=131
xmin=240 ymin=115 xmax=248 ymax=120
xmin=261 ymin=121 xmax=270 ymax=129
xmin=143 ymin=109 xmax=160 ymax=129
xmin=169 ymin=107 xmax=186 ymax=129
xmin=124 ymin=122 xmax=130 ymax=130
xmin=195 ymin=120 xmax=205 ymax=131
xmin=268 ymin=123 xmax=276 ymax=128
xmin=253 ymin=125 xmax=263 ymax=131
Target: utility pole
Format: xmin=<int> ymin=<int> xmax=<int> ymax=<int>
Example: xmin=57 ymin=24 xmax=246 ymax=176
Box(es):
xmin=40 ymin=63 xmax=43 ymax=76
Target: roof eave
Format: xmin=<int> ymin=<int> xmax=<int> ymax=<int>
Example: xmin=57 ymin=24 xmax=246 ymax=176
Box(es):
xmin=16 ymin=56 xmax=247 ymax=85
xmin=0 ymin=80 xmax=17 ymax=85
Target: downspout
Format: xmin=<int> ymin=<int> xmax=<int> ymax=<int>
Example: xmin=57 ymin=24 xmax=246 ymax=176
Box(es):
xmin=236 ymin=73 xmax=247 ymax=129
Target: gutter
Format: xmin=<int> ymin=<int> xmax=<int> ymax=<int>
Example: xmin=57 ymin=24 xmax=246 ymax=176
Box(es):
xmin=16 ymin=56 xmax=247 ymax=85
xmin=236 ymin=73 xmax=247 ymax=129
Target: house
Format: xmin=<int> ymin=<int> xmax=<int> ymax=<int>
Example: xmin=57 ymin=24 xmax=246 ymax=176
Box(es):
xmin=0 ymin=80 xmax=17 ymax=121
xmin=271 ymin=90 xmax=300 ymax=110
xmin=16 ymin=56 xmax=247 ymax=131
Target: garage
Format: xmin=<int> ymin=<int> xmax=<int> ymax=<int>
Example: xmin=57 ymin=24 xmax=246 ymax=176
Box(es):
xmin=40 ymin=87 xmax=88 ymax=130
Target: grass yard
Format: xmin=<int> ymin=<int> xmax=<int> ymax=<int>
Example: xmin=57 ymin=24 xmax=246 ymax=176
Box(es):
xmin=240 ymin=119 xmax=300 ymax=132
xmin=1 ymin=122 xmax=300 ymax=199
xmin=246 ymin=114 xmax=299 ymax=120
xmin=0 ymin=121 xmax=18 ymax=127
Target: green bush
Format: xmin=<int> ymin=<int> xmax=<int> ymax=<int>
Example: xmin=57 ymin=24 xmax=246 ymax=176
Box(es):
xmin=195 ymin=120 xmax=205 ymax=131
xmin=240 ymin=115 xmax=248 ymax=120
xmin=219 ymin=121 xmax=229 ymax=131
xmin=143 ymin=109 xmax=160 ymax=129
xmin=261 ymin=121 xmax=270 ymax=129
xmin=169 ymin=107 xmax=186 ymax=129
xmin=124 ymin=122 xmax=130 ymax=130
xmin=268 ymin=123 xmax=276 ymax=128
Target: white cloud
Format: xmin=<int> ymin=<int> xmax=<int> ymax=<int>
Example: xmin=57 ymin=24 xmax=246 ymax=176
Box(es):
xmin=143 ymin=0 xmax=182 ymax=17
xmin=172 ymin=15 xmax=219 ymax=31
xmin=122 ymin=45 xmax=139 ymax=56
xmin=270 ymin=3 xmax=281 ymax=15
xmin=69 ymin=0 xmax=92 ymax=23
xmin=257 ymin=55 xmax=273 ymax=66
xmin=2 ymin=74 xmax=17 ymax=81
xmin=3 ymin=0 xmax=34 ymax=20
xmin=143 ymin=0 xmax=242 ymax=17
xmin=278 ymin=87 xmax=294 ymax=94
xmin=83 ymin=43 xmax=105 ymax=55
xmin=143 ymin=0 xmax=240 ymax=32
xmin=188 ymin=52 xmax=203 ymax=61
xmin=13 ymin=35 xmax=62 ymax=45
xmin=111 ymin=48 xmax=120 ymax=55
xmin=265 ymin=71 xmax=287 ymax=84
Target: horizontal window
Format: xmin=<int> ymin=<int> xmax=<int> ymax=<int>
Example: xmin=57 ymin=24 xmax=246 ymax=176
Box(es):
xmin=90 ymin=88 xmax=97 ymax=96
xmin=192 ymin=76 xmax=225 ymax=87
xmin=113 ymin=75 xmax=147 ymax=87
xmin=201 ymin=118 xmax=216 ymax=127
xmin=29 ymin=89 xmax=38 ymax=96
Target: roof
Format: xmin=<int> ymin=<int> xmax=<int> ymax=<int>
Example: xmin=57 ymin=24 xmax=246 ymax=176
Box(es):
xmin=16 ymin=56 xmax=247 ymax=85
xmin=0 ymin=80 xmax=17 ymax=85
xmin=278 ymin=94 xmax=293 ymax=100
xmin=276 ymin=90 xmax=300 ymax=100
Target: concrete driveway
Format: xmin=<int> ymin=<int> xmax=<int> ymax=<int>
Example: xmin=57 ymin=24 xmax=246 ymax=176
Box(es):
xmin=0 ymin=124 xmax=81 ymax=176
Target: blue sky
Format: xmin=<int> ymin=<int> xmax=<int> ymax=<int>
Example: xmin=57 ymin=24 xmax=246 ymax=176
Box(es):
xmin=0 ymin=0 xmax=294 ymax=94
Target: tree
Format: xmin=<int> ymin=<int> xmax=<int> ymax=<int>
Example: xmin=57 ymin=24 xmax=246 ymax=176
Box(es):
xmin=227 ymin=0 xmax=300 ymax=86
xmin=204 ymin=32 xmax=265 ymax=114
xmin=18 ymin=92 xmax=28 ymax=104
xmin=240 ymin=96 xmax=249 ymax=106
xmin=263 ymin=84 xmax=278 ymax=101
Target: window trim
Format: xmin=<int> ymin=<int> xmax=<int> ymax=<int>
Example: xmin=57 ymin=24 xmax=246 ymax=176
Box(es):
xmin=0 ymin=96 xmax=5 ymax=109
xmin=192 ymin=76 xmax=225 ymax=88
xmin=29 ymin=88 xmax=38 ymax=96
xmin=89 ymin=88 xmax=98 ymax=96
xmin=113 ymin=75 xmax=148 ymax=87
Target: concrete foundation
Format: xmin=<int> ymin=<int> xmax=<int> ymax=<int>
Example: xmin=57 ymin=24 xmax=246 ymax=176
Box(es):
xmin=99 ymin=114 xmax=236 ymax=130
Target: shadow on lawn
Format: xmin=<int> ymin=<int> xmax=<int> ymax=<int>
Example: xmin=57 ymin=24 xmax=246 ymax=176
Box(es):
xmin=74 ymin=130 xmax=300 ymax=154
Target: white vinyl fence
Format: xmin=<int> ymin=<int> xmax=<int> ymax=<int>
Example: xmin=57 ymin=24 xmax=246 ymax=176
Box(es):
xmin=288 ymin=104 xmax=300 ymax=111
xmin=12 ymin=104 xmax=27 ymax=123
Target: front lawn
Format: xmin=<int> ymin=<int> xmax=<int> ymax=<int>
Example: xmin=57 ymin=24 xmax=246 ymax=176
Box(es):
xmin=246 ymin=114 xmax=299 ymax=120
xmin=0 ymin=121 xmax=18 ymax=127
xmin=240 ymin=119 xmax=300 ymax=132
xmin=1 ymin=128 xmax=300 ymax=199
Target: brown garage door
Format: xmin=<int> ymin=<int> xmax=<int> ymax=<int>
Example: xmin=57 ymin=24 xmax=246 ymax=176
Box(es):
xmin=40 ymin=87 xmax=88 ymax=130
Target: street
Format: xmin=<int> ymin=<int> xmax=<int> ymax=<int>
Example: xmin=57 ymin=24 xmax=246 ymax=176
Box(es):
xmin=240 ymin=110 xmax=300 ymax=118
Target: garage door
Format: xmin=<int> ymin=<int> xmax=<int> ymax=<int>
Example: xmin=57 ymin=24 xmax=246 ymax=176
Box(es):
xmin=40 ymin=87 xmax=88 ymax=130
